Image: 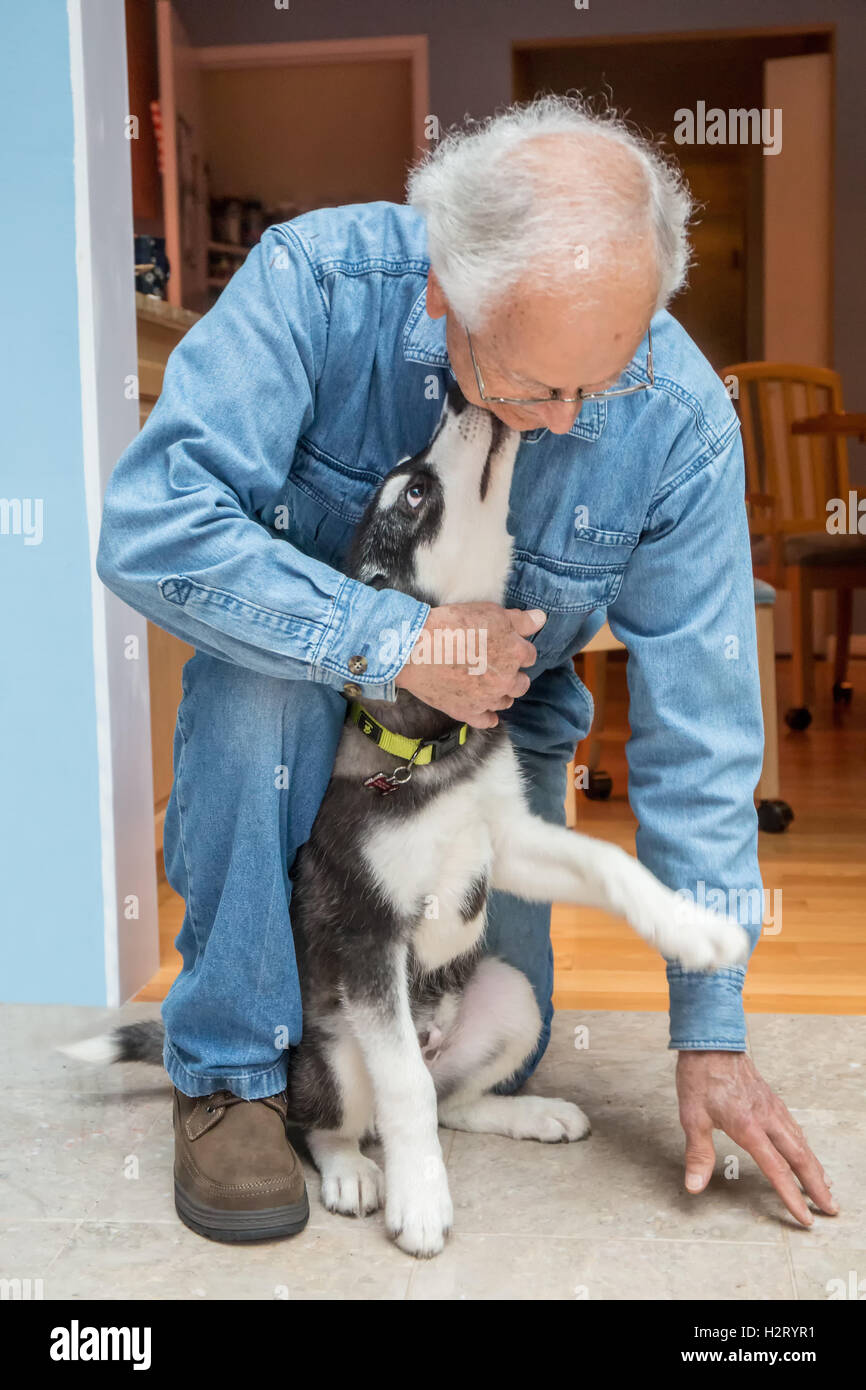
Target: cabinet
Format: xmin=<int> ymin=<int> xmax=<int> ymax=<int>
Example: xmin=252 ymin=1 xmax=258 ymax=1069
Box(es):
xmin=135 ymin=292 xmax=199 ymax=859
xmin=154 ymin=0 xmax=428 ymax=313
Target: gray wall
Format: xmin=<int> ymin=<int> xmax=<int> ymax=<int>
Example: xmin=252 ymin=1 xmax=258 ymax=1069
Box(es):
xmin=175 ymin=0 xmax=866 ymax=426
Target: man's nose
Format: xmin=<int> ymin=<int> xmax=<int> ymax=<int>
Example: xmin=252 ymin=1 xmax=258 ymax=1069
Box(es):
xmin=533 ymin=398 xmax=582 ymax=434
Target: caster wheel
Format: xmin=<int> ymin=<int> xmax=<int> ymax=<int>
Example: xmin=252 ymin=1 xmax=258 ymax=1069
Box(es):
xmin=832 ymin=681 xmax=853 ymax=705
xmin=758 ymin=799 xmax=794 ymax=833
xmin=584 ymin=769 xmax=613 ymax=801
xmin=785 ymin=706 xmax=812 ymax=731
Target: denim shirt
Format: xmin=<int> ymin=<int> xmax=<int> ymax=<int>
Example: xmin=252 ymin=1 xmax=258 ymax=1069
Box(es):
xmin=97 ymin=201 xmax=764 ymax=1051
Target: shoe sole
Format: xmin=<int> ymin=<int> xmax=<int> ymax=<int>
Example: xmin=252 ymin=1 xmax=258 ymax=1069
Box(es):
xmin=175 ymin=1181 xmax=310 ymax=1244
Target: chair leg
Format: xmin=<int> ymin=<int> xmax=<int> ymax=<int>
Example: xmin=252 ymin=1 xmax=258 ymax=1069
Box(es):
xmin=564 ymin=755 xmax=578 ymax=827
xmin=582 ymin=651 xmax=607 ymax=773
xmin=833 ymin=588 xmax=854 ymax=693
xmin=755 ymin=604 xmax=780 ymax=802
xmin=789 ymin=566 xmax=815 ymax=712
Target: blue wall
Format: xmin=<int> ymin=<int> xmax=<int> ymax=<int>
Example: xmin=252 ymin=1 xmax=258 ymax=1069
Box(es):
xmin=0 ymin=5 xmax=107 ymax=1003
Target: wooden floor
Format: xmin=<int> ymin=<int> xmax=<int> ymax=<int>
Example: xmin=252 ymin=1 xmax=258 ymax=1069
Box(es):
xmin=139 ymin=656 xmax=866 ymax=1014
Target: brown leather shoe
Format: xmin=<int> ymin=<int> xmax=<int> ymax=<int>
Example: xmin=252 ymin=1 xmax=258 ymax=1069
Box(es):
xmin=173 ymin=1087 xmax=309 ymax=1243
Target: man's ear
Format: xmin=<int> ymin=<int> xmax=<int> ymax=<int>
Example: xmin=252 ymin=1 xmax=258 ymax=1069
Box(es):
xmin=425 ymin=268 xmax=448 ymax=319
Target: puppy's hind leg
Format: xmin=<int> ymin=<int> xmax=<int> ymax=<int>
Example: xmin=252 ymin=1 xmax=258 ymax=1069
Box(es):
xmin=432 ymin=958 xmax=591 ymax=1143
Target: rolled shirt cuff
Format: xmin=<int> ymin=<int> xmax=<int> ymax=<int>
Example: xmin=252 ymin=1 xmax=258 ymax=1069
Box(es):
xmin=311 ymin=575 xmax=430 ymax=701
xmin=667 ymin=964 xmax=747 ymax=1051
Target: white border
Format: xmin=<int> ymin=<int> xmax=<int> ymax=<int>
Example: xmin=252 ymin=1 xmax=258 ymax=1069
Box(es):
xmin=68 ymin=0 xmax=119 ymax=1004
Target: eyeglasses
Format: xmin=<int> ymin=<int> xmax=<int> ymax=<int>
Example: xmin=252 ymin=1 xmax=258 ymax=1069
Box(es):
xmin=465 ymin=324 xmax=654 ymax=405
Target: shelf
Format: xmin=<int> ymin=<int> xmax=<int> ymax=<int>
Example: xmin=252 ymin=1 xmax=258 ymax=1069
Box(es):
xmin=207 ymin=240 xmax=250 ymax=256
xmin=134 ymin=292 xmax=202 ymax=330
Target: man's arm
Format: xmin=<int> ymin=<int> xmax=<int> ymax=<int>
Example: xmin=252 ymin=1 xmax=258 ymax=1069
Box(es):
xmin=606 ymin=421 xmax=763 ymax=1048
xmin=97 ymin=226 xmax=428 ymax=698
xmin=607 ymin=422 xmax=835 ymax=1225
xmin=99 ymin=227 xmax=543 ymax=721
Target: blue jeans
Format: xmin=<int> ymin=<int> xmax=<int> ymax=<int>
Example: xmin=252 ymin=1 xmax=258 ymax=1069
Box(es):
xmin=161 ymin=652 xmax=563 ymax=1100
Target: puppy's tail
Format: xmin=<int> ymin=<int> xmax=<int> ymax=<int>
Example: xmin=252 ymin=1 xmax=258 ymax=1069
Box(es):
xmin=59 ymin=1020 xmax=166 ymax=1067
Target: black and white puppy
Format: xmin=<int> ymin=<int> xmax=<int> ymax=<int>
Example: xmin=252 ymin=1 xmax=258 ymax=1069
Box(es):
xmin=67 ymin=386 xmax=748 ymax=1259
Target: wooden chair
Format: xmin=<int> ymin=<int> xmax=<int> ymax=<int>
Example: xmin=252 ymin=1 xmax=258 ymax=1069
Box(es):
xmin=565 ymin=620 xmax=624 ymax=828
xmin=567 ymin=586 xmax=793 ymax=833
xmin=721 ymin=361 xmax=866 ymax=729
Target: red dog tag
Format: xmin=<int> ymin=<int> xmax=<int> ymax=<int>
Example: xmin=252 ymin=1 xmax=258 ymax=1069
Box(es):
xmin=363 ymin=772 xmax=403 ymax=795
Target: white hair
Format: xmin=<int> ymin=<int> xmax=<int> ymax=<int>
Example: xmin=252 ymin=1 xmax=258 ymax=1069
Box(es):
xmin=406 ymin=94 xmax=694 ymax=331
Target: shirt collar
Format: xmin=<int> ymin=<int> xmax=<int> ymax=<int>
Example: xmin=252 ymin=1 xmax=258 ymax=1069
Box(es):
xmin=402 ymin=288 xmax=607 ymax=444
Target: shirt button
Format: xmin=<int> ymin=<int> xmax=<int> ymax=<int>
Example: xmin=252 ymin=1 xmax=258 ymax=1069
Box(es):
xmin=348 ymin=654 xmax=368 ymax=675
xmin=343 ymin=681 xmax=363 ymax=698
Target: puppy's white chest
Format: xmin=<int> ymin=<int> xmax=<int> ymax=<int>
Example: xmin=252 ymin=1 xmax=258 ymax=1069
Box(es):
xmin=362 ymin=782 xmax=493 ymax=969
xmin=411 ymin=814 xmax=492 ymax=969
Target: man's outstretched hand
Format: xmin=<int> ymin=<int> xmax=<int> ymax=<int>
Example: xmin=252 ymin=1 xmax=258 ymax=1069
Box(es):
xmin=676 ymin=1050 xmax=838 ymax=1226
xmin=395 ymin=602 xmax=546 ymax=728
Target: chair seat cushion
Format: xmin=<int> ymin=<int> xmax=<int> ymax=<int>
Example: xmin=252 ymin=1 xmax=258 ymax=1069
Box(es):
xmin=751 ymin=531 xmax=866 ymax=569
xmin=753 ymin=577 xmax=776 ymax=605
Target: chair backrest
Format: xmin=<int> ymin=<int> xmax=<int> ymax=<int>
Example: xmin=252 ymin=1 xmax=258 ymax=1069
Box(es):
xmin=720 ymin=361 xmax=849 ymax=535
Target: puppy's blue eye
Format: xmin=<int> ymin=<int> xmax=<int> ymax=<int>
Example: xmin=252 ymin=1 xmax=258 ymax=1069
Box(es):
xmin=406 ymin=483 xmax=425 ymax=508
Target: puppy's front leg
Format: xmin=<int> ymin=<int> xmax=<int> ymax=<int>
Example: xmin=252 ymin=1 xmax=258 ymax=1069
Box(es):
xmin=491 ymin=812 xmax=749 ymax=972
xmin=343 ymin=944 xmax=452 ymax=1258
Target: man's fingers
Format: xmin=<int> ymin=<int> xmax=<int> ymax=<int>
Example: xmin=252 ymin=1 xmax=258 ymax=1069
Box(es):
xmin=504 ymin=672 xmax=532 ymax=699
xmin=496 ymin=630 xmax=538 ymax=671
xmin=741 ymin=1130 xmax=813 ymax=1226
xmin=514 ymin=638 xmax=539 ymax=670
xmin=768 ymin=1112 xmax=839 ymax=1216
xmin=464 ymin=709 xmax=499 ymax=729
xmin=682 ymin=1113 xmax=716 ymax=1194
xmin=507 ymin=607 xmax=547 ymax=638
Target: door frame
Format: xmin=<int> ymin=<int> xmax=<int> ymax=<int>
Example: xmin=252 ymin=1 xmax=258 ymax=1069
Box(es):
xmin=70 ymin=0 xmax=160 ymax=1004
xmin=512 ymin=22 xmax=835 ymax=53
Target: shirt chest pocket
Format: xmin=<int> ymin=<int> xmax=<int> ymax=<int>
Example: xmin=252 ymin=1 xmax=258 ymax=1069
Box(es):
xmin=273 ymin=442 xmax=380 ymax=572
xmin=505 ymin=532 xmax=635 ymax=664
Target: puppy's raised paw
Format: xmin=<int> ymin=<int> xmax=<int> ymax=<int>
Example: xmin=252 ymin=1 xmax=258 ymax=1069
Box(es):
xmin=662 ymin=905 xmax=751 ymax=973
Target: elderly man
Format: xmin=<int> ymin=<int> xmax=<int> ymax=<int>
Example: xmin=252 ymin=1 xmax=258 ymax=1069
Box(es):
xmin=98 ymin=95 xmax=834 ymax=1241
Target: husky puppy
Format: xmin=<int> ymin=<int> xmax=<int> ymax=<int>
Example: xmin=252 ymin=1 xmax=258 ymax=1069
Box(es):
xmin=67 ymin=386 xmax=747 ymax=1258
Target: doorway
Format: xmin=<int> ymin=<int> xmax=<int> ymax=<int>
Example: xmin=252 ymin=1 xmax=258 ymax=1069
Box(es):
xmin=513 ymin=26 xmax=834 ymax=372
xmin=514 ymin=26 xmax=835 ymax=658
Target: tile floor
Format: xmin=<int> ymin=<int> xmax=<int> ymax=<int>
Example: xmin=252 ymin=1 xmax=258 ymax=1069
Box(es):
xmin=1 ymin=1003 xmax=863 ymax=1300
